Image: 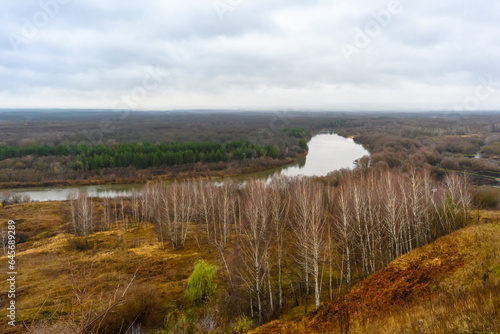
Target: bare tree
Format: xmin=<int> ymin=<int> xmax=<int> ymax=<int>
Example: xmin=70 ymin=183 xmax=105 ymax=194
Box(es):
xmin=268 ymin=175 xmax=290 ymax=312
xmin=383 ymin=171 xmax=403 ymax=260
xmin=195 ymin=179 xmax=215 ymax=253
xmin=238 ymin=179 xmax=270 ymax=323
xmin=67 ymin=265 xmax=139 ymax=334
xmin=334 ymin=181 xmax=353 ymax=288
xmin=130 ymin=190 xmax=141 ymax=225
xmin=67 ymin=191 xmax=78 ymax=236
xmin=68 ymin=192 xmax=95 ymax=244
xmin=120 ymin=198 xmax=127 ymax=231
xmin=156 ymin=181 xmax=194 ymax=250
xmin=140 ymin=184 xmax=155 ymax=226
xmin=216 ymin=180 xmax=236 ymax=249
xmin=102 ymin=197 xmax=111 ymax=231
xmin=435 ymin=172 xmax=472 ymax=233
xmin=291 ymin=178 xmax=326 ymax=311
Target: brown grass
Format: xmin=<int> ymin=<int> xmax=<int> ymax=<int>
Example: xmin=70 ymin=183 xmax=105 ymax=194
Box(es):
xmin=252 ymin=219 xmax=500 ymax=334
xmin=1 ymin=202 xmax=499 ymax=333
xmin=0 ymin=202 xmax=212 ymax=333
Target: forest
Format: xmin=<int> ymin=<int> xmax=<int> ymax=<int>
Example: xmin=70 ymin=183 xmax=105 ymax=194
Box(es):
xmin=1 ymin=111 xmax=500 ymax=187
xmin=59 ymin=166 xmax=473 ymax=332
xmin=333 ymin=113 xmax=500 ymax=184
xmin=0 ymin=111 xmax=320 ymax=186
xmin=0 ymin=140 xmax=282 ymax=171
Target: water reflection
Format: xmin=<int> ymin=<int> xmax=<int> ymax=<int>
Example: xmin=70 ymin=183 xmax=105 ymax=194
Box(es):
xmin=278 ymin=133 xmax=368 ymax=177
xmin=241 ymin=132 xmax=369 ymax=180
xmin=0 ymin=184 xmax=143 ymax=202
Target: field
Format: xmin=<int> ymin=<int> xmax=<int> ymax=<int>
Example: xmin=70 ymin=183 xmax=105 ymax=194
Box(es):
xmin=1 ymin=202 xmax=499 ymax=333
xmin=0 ymin=201 xmax=211 ymax=333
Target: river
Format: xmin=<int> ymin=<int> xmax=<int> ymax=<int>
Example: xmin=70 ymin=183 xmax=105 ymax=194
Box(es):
xmin=242 ymin=132 xmax=368 ymax=180
xmin=0 ymin=133 xmax=368 ymax=202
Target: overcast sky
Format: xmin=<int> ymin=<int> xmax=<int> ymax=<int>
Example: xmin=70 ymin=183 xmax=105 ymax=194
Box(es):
xmin=1 ymin=0 xmax=499 ymax=111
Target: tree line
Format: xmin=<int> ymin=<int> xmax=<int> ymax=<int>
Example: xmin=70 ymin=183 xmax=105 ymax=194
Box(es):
xmin=67 ymin=167 xmax=472 ymax=324
xmin=0 ymin=140 xmax=282 ymax=171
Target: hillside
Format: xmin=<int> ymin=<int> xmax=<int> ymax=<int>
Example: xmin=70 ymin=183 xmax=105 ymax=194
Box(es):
xmin=0 ymin=201 xmax=211 ymax=333
xmin=253 ymin=214 xmax=500 ymax=334
xmin=1 ymin=200 xmax=498 ymax=333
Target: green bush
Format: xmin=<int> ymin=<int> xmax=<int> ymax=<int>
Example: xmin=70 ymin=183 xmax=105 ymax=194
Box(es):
xmin=185 ymin=259 xmax=218 ymax=307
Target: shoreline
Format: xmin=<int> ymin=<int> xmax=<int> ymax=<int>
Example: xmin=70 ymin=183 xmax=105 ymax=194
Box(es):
xmin=0 ymin=153 xmax=307 ymax=190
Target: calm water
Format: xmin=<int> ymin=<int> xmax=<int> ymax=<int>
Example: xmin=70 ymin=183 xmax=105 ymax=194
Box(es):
xmin=268 ymin=132 xmax=368 ymax=178
xmin=1 ymin=184 xmax=144 ymax=202
xmin=1 ymin=133 xmax=368 ymax=202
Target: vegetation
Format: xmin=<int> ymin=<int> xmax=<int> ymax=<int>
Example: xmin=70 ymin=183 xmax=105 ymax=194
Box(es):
xmin=0 ymin=140 xmax=281 ymax=171
xmin=282 ymin=127 xmax=306 ymax=138
xmin=253 ymin=215 xmax=500 ymax=333
xmin=1 ymin=165 xmax=485 ymax=333
xmin=1 ymin=111 xmax=500 ymax=187
xmin=473 ymin=185 xmax=500 ymax=209
xmin=0 ymin=111 xmax=324 ymax=187
xmin=0 ymin=201 xmax=207 ymax=333
xmin=185 ymin=260 xmax=218 ymax=306
xmin=0 ymin=111 xmax=499 ymax=332
xmin=332 ymin=113 xmax=500 ymax=184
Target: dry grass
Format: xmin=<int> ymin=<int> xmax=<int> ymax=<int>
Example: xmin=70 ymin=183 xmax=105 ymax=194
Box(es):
xmin=348 ymin=282 xmax=500 ymax=333
xmin=1 ymin=202 xmax=499 ymax=333
xmin=0 ymin=201 xmax=211 ymax=333
xmin=252 ymin=219 xmax=500 ymax=334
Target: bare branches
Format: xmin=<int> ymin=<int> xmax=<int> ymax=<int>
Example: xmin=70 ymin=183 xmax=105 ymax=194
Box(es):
xmin=237 ymin=179 xmax=271 ymax=323
xmin=67 ymin=264 xmax=139 ymax=334
xmin=57 ymin=167 xmax=473 ymax=327
xmin=290 ymin=178 xmax=326 ymax=311
xmin=67 ymin=192 xmax=94 ymax=243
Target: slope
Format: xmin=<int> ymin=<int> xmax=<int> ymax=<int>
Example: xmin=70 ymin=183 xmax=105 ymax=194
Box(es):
xmin=253 ymin=216 xmax=500 ymax=334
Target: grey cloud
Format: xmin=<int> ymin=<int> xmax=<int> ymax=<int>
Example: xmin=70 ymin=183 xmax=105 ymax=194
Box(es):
xmin=0 ymin=0 xmax=499 ymax=109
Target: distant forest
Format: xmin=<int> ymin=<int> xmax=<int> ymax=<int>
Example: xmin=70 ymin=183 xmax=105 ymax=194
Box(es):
xmin=0 ymin=140 xmax=284 ymax=171
xmin=1 ymin=110 xmax=500 ymax=186
xmin=0 ymin=111 xmax=323 ymax=185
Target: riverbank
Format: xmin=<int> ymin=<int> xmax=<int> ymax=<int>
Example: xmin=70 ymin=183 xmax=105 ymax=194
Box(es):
xmin=0 ymin=153 xmax=306 ymax=190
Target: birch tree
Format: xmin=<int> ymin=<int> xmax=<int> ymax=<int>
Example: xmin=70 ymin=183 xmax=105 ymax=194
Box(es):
xmin=268 ymin=175 xmax=289 ymax=312
xmin=238 ymin=179 xmax=270 ymax=323
xmin=291 ymin=178 xmax=326 ymax=311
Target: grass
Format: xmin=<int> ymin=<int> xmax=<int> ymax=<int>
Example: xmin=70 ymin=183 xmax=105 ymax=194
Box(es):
xmin=252 ymin=218 xmax=500 ymax=334
xmin=1 ymin=202 xmax=499 ymax=333
xmin=0 ymin=201 xmax=212 ymax=333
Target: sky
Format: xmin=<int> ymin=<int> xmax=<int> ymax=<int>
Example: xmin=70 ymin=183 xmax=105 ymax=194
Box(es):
xmin=1 ymin=0 xmax=500 ymax=111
